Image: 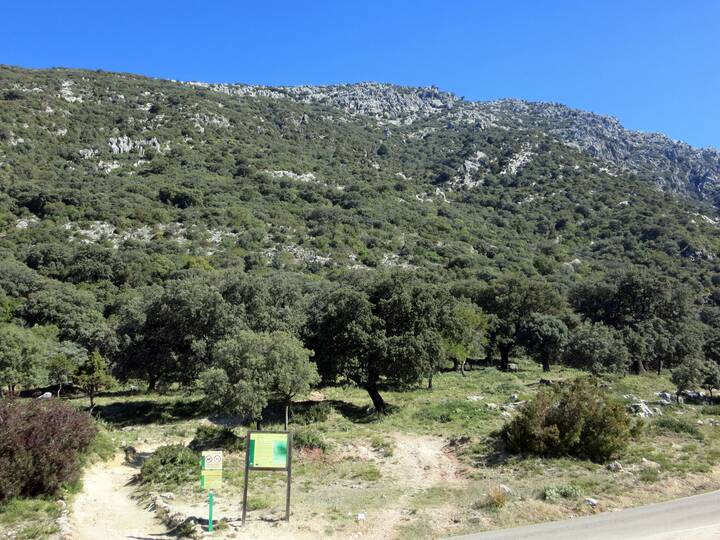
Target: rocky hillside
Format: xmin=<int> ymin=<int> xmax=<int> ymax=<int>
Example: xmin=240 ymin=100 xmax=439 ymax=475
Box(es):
xmin=1 ymin=64 xmax=720 ymax=289
xmin=195 ymin=80 xmax=720 ymax=201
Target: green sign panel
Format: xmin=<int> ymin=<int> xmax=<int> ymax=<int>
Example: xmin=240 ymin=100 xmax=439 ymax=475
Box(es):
xmin=248 ymin=432 xmax=289 ymax=469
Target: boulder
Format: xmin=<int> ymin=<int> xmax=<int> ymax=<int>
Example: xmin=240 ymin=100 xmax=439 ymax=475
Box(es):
xmin=640 ymin=458 xmax=661 ymax=470
xmin=584 ymin=497 xmax=599 ymax=507
xmin=680 ymin=390 xmax=705 ymax=404
xmin=606 ymin=460 xmax=623 ymax=472
xmin=627 ymin=401 xmax=660 ymax=417
xmin=37 ymin=392 xmax=52 ymax=399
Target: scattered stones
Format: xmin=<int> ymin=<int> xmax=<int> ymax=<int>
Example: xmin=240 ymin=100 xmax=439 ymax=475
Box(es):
xmin=697 ymin=420 xmax=705 ymax=426
xmin=680 ymin=390 xmax=706 ymax=405
xmin=627 ymin=402 xmax=662 ymax=418
xmin=467 ymin=395 xmax=484 ymax=402
xmin=498 ymin=484 xmax=512 ymax=496
xmin=159 ymin=492 xmax=175 ymax=501
xmin=640 ymin=458 xmax=661 ymax=470
xmin=485 ymin=403 xmax=498 ymax=410
xmin=356 ymin=512 xmax=366 ymax=522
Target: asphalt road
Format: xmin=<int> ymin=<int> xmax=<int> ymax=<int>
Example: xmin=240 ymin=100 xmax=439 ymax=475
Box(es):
xmin=449 ymin=490 xmax=720 ymax=540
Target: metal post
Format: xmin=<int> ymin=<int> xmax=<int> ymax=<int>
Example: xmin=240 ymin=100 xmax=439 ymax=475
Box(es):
xmin=208 ymin=491 xmax=214 ymax=532
xmin=286 ymin=431 xmax=292 ymax=522
xmin=242 ymin=432 xmax=250 ymax=526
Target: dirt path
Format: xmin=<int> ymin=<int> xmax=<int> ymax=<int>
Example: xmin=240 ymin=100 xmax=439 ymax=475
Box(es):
xmin=361 ymin=432 xmax=466 ymax=539
xmin=70 ymin=446 xmax=173 ymax=540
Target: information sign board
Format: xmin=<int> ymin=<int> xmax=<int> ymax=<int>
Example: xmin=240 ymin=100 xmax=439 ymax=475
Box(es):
xmin=248 ymin=432 xmax=289 ymax=469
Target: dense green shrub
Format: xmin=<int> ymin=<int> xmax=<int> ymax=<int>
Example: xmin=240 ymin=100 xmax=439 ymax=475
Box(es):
xmin=292 ymin=402 xmax=333 ymax=425
xmin=292 ymin=428 xmax=329 ymax=453
xmin=0 ymin=399 xmax=96 ymax=500
xmin=188 ymin=425 xmax=245 ymax=452
xmin=502 ymin=379 xmax=630 ymax=462
xmin=140 ymin=445 xmax=198 ymax=488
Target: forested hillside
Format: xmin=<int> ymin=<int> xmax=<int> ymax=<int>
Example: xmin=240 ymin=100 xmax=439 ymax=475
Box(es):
xmin=2 ymin=65 xmax=720 ymax=410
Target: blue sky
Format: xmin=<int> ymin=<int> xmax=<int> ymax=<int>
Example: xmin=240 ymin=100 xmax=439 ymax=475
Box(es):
xmin=2 ymin=1 xmax=719 ymax=147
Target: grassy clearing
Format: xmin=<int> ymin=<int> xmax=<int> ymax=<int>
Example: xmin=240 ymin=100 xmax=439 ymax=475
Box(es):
xmin=28 ymin=360 xmax=720 ymax=538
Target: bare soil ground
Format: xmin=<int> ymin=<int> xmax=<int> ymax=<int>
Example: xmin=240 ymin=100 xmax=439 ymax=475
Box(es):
xmin=70 ymin=445 xmax=173 ymax=540
xmin=68 ymin=433 xmax=464 ymax=539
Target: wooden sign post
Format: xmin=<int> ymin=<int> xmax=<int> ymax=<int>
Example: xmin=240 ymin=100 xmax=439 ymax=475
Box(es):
xmin=242 ymin=431 xmax=293 ymax=526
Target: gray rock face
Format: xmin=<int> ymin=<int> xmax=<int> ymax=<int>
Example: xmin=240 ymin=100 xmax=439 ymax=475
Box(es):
xmin=192 ymin=80 xmax=720 ymax=206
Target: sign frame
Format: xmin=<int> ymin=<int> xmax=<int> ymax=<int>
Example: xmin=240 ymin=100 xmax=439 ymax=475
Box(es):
xmin=242 ymin=430 xmax=293 ymax=525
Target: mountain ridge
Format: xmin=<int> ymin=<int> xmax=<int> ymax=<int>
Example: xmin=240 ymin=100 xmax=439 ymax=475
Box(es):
xmin=1 ymin=64 xmax=720 ymax=284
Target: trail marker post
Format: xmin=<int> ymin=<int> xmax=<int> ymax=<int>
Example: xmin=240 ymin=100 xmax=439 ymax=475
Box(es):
xmin=242 ymin=431 xmax=293 ymax=526
xmin=200 ymin=450 xmax=223 ymax=532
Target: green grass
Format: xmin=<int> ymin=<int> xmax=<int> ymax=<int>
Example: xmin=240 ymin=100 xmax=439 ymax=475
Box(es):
xmin=653 ymin=417 xmax=704 ymax=439
xmin=22 ymin=362 xmax=720 ymax=538
xmin=0 ymin=498 xmax=60 ymax=540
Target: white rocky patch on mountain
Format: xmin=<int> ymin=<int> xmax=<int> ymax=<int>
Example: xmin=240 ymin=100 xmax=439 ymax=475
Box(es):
xmin=452 ymin=150 xmax=488 ymax=188
xmin=192 ymin=112 xmax=231 ymax=133
xmin=108 ymin=135 xmax=162 ymax=156
xmin=500 ymin=145 xmax=534 ymax=175
xmin=97 ymin=160 xmax=121 ymax=173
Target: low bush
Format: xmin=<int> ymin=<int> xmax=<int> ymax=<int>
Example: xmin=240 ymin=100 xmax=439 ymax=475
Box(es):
xmin=292 ymin=427 xmax=329 ymax=453
xmin=0 ymin=399 xmax=96 ymax=501
xmin=479 ymin=485 xmax=510 ymax=509
xmin=140 ymin=445 xmax=198 ymax=488
xmin=502 ymin=378 xmax=630 ymax=463
xmin=654 ymin=417 xmax=703 ymax=439
xmin=542 ymin=484 xmax=581 ymax=501
xmin=292 ymin=402 xmax=333 ymax=425
xmin=188 ymin=425 xmax=245 ymax=452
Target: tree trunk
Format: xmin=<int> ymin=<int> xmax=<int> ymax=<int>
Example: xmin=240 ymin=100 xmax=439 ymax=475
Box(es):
xmin=631 ymin=357 xmax=645 ymax=375
xmin=541 ymin=353 xmax=550 ymax=372
xmin=284 ymin=403 xmax=289 ymax=431
xmin=57 ymin=383 xmax=63 ymax=398
xmin=365 ymin=382 xmax=387 ymax=413
xmin=499 ymin=345 xmax=511 ymax=371
xmin=256 ymin=419 xmax=261 ymax=430
xmin=460 ymin=359 xmax=467 ymax=377
xmin=427 ymin=374 xmax=433 ymax=391
xmin=657 ymin=358 xmax=663 ymax=375
xmin=485 ymin=345 xmax=494 ymax=366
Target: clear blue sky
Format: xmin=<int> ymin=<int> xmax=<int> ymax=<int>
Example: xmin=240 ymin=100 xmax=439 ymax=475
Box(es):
xmin=2 ymin=1 xmax=719 ymax=148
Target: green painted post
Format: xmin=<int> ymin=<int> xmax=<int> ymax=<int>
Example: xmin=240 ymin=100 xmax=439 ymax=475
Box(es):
xmin=208 ymin=491 xmax=214 ymax=532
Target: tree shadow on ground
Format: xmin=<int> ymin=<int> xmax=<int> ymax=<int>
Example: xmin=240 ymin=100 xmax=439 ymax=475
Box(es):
xmin=94 ymin=397 xmax=206 ymax=427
